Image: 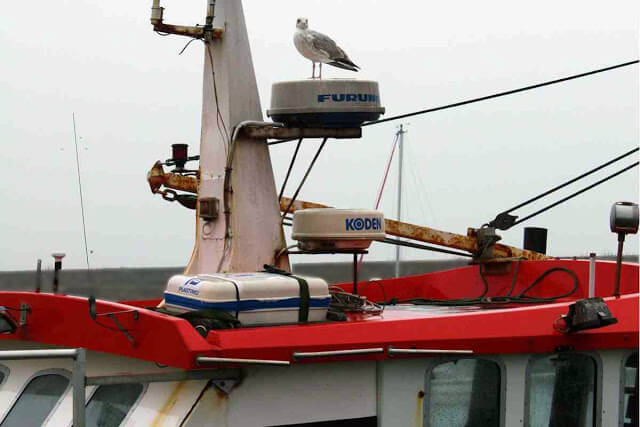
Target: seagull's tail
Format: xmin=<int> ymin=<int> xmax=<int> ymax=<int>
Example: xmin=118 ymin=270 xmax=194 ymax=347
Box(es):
xmin=328 ymin=59 xmax=360 ymax=72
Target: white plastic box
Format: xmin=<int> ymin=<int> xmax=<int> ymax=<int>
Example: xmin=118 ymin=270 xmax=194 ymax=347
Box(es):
xmin=164 ymin=272 xmax=330 ymax=325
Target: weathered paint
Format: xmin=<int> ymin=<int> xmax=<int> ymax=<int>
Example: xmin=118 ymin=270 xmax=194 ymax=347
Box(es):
xmin=416 ymin=389 xmax=424 ymax=427
xmin=244 ymin=126 xmax=361 ymax=140
xmin=151 ymin=380 xmax=187 ymax=427
xmin=187 ymin=0 xmax=290 ymax=275
xmin=151 ymin=23 xmax=223 ymax=40
xmin=147 ymin=162 xmax=198 ymax=194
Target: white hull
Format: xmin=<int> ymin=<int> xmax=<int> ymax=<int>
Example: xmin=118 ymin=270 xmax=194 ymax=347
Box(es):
xmin=0 ymin=340 xmax=635 ymax=426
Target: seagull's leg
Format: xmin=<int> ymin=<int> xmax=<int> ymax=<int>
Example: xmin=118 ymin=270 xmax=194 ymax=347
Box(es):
xmin=319 ymin=63 xmax=323 ymax=79
xmin=311 ymin=62 xmax=316 ymax=79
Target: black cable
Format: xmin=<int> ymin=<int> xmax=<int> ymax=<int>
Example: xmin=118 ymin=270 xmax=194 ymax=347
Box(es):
xmin=281 ymin=137 xmax=328 ymax=220
xmin=205 ymin=42 xmax=230 ymax=153
xmin=364 ymin=60 xmax=639 ymax=127
xmin=491 ymin=147 xmax=639 ymax=225
xmin=278 ymin=138 xmax=303 ymax=202
xmin=179 ymin=38 xmax=199 ymax=55
xmin=512 ymin=161 xmax=639 ymax=227
xmin=385 ymin=263 xmax=579 ymax=306
xmin=381 ymin=237 xmax=473 ymax=258
xmin=485 ymin=267 xmax=579 ymax=304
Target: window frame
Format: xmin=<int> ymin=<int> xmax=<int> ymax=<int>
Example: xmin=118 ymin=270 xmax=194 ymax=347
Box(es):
xmin=0 ymin=368 xmax=72 ymax=427
xmin=619 ymin=350 xmax=638 ymax=427
xmin=422 ymin=355 xmax=506 ymax=427
xmin=79 ymin=382 xmax=148 ymax=427
xmin=523 ymin=351 xmax=602 ymax=427
xmin=0 ymin=365 xmax=8 ymax=389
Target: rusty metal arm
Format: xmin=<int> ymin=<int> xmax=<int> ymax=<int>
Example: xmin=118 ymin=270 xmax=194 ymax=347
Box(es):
xmin=245 ymin=127 xmax=361 ymax=141
xmin=279 ymin=197 xmax=550 ymax=261
xmin=150 ymin=0 xmax=223 ymax=40
xmin=147 ymin=161 xmax=198 ymax=194
xmin=144 ymin=161 xmax=549 ymax=260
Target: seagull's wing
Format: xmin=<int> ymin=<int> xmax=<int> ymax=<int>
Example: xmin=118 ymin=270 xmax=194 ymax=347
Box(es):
xmin=308 ymin=30 xmax=359 ymax=71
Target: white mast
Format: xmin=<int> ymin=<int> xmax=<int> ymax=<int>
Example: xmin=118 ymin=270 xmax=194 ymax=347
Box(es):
xmin=184 ymin=0 xmax=289 ymax=274
xmin=394 ymin=124 xmax=406 ymax=278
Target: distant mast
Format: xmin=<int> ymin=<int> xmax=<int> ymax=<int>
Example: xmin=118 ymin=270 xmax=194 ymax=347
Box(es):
xmin=395 ymin=125 xmax=406 ymax=278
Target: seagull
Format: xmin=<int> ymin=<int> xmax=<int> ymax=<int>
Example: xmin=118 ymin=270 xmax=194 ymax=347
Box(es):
xmin=294 ymin=17 xmax=359 ymax=79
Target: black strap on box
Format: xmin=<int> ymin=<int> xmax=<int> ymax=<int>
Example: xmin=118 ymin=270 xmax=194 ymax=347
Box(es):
xmin=263 ymin=264 xmax=310 ymax=323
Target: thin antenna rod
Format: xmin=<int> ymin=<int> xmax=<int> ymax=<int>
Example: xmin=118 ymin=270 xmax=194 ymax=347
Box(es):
xmin=72 ymin=113 xmax=91 ymax=270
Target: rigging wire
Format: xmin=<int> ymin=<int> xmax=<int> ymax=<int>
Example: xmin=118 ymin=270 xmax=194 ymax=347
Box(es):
xmin=511 ymin=161 xmax=639 ymax=227
xmin=72 ymin=113 xmax=91 ymax=272
xmin=278 ymin=138 xmax=303 ymax=202
xmin=281 ymin=137 xmax=329 ymax=220
xmin=381 ymin=237 xmax=473 ymax=258
xmin=488 ymin=146 xmax=639 ymax=228
xmin=405 ymin=142 xmax=437 ymax=226
xmin=363 ymin=60 xmax=639 ymax=127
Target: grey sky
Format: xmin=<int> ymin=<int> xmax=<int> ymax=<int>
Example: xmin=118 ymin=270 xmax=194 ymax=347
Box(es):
xmin=1 ymin=0 xmax=638 ymax=270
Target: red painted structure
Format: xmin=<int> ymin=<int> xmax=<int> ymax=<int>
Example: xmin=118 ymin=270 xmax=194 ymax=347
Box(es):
xmin=0 ymin=260 xmax=637 ymax=369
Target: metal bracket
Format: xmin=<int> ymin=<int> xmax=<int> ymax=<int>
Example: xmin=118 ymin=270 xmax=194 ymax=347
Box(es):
xmin=473 ymin=227 xmax=502 ymax=259
xmin=19 ymin=303 xmax=30 ymax=326
xmin=88 ymin=296 xmax=139 ymax=347
xmin=212 ymin=378 xmax=239 ymax=394
xmin=251 ymin=127 xmax=361 ymax=141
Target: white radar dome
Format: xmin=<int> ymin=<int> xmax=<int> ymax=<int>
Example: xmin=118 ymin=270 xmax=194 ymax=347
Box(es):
xmin=292 ymin=208 xmax=386 ymax=251
xmin=267 ymin=79 xmax=384 ymax=128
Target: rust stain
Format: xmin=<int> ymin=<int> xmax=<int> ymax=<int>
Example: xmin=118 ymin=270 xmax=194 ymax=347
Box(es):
xmin=416 ymin=389 xmax=425 ymax=427
xmin=279 ymin=197 xmax=551 ymax=261
xmin=146 ymin=162 xmax=198 ymax=195
xmin=151 ymin=381 xmax=187 ymax=427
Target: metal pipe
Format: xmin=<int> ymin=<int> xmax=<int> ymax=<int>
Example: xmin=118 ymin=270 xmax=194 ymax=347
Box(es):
xmin=588 ymin=252 xmax=596 ymax=298
xmin=614 ymin=234 xmax=625 ymax=297
xmin=196 ymin=356 xmax=290 ymax=366
xmin=72 ymin=349 xmax=86 ymax=427
xmin=150 ymin=0 xmax=163 ymax=25
xmin=293 ymin=348 xmax=384 ymax=359
xmin=35 ymin=259 xmax=42 ymax=293
xmin=388 ymin=347 xmax=473 ymax=355
xmin=352 ymin=253 xmax=358 ymax=295
xmin=0 ymin=349 xmax=80 ymax=360
xmin=87 ymin=368 xmax=241 ymax=386
xmin=219 ymin=121 xmax=285 ymax=269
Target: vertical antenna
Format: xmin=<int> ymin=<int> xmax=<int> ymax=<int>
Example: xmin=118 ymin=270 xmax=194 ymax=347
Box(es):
xmin=394 ymin=124 xmax=406 ymax=278
xmin=35 ymin=259 xmax=42 ymax=293
xmin=72 ymin=113 xmax=91 ymax=271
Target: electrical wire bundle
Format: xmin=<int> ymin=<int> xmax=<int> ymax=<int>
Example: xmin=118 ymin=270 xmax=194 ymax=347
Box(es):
xmin=383 ymin=260 xmax=579 ymax=307
xmin=328 ymin=286 xmax=384 ymax=316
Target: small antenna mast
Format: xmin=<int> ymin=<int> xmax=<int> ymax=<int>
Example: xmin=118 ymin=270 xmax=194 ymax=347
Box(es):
xmin=72 ymin=113 xmax=91 ymax=271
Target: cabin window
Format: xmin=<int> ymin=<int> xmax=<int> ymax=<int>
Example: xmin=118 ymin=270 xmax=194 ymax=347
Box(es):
xmin=84 ymin=383 xmax=145 ymax=427
xmin=0 ymin=372 xmax=70 ymax=427
xmin=424 ymin=358 xmax=501 ymax=427
xmin=622 ymin=352 xmax=638 ymax=427
xmin=526 ymin=353 xmax=596 ymax=427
